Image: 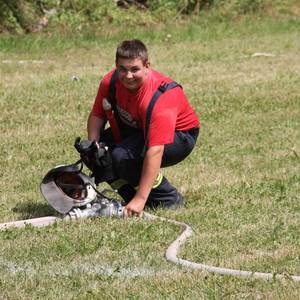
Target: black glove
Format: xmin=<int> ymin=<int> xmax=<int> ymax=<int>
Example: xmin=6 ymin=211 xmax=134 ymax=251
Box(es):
xmin=74 ymin=137 xmax=115 ymax=184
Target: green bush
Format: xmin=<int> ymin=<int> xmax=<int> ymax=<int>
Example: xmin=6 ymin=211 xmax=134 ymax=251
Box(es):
xmin=0 ymin=0 xmax=41 ymax=33
xmin=0 ymin=0 xmax=299 ymax=34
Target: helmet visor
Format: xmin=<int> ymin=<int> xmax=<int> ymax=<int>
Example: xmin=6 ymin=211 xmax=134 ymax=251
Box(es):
xmin=55 ymin=173 xmax=87 ymax=202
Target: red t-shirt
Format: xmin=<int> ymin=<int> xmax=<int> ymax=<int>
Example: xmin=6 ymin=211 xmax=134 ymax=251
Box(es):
xmin=91 ymin=69 xmax=199 ymax=147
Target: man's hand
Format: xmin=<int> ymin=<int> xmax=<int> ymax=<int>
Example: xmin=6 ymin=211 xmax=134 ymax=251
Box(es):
xmin=124 ymin=195 xmax=147 ymax=218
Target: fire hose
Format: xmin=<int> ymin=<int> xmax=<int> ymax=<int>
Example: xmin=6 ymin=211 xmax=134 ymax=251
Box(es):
xmin=1 ymin=101 xmax=300 ymax=282
xmin=1 ymin=207 xmax=300 ymax=282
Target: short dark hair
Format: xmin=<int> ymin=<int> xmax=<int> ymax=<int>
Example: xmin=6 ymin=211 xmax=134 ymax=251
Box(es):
xmin=115 ymin=39 xmax=148 ymax=64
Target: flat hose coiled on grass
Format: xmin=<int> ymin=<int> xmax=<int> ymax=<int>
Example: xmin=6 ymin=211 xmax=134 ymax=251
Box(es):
xmin=143 ymin=212 xmax=300 ymax=282
xmin=1 ymin=211 xmax=300 ymax=282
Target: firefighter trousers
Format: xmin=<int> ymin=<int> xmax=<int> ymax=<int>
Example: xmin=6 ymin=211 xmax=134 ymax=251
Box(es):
xmin=100 ymin=127 xmax=199 ymax=208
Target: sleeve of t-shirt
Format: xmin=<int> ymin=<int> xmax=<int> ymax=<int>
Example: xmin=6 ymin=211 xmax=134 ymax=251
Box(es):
xmin=147 ymin=88 xmax=179 ymax=147
xmin=91 ymin=73 xmax=112 ymax=120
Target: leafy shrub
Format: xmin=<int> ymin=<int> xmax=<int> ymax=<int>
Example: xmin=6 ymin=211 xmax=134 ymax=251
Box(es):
xmin=0 ymin=0 xmax=299 ymax=34
xmin=0 ymin=0 xmax=42 ymax=33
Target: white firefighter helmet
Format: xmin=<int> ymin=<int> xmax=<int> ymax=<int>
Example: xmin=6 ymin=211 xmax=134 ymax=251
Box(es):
xmin=40 ymin=162 xmax=97 ymax=214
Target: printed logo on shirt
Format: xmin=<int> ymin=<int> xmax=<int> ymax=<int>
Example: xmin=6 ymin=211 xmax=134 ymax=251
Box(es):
xmin=116 ymin=105 xmax=139 ymax=128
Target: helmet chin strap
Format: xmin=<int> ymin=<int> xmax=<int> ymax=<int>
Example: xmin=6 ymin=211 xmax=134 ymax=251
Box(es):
xmin=89 ymin=183 xmax=113 ymax=200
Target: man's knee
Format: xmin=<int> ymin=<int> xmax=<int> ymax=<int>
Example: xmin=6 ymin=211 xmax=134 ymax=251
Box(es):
xmin=111 ymin=146 xmax=142 ymax=185
xmin=111 ymin=146 xmax=130 ymax=179
xmin=111 ymin=146 xmax=127 ymax=165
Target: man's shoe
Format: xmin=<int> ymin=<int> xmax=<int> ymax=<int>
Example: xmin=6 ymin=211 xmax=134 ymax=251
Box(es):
xmin=166 ymin=192 xmax=186 ymax=209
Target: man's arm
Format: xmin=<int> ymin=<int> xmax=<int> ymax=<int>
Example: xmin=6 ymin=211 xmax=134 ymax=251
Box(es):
xmin=124 ymin=145 xmax=164 ymax=217
xmin=87 ymin=112 xmax=105 ymax=141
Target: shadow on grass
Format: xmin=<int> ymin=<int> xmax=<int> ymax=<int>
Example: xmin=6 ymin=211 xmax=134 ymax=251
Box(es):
xmin=12 ymin=201 xmax=57 ymax=219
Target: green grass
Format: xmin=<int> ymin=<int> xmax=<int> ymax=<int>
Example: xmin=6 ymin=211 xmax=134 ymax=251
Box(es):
xmin=1 ymin=16 xmax=300 ymax=299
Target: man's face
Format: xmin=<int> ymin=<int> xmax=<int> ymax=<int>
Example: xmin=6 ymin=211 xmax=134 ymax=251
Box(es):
xmin=116 ymin=57 xmax=150 ymax=91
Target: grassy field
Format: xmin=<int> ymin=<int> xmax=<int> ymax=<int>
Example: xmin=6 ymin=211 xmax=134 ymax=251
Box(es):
xmin=0 ymin=16 xmax=300 ymax=299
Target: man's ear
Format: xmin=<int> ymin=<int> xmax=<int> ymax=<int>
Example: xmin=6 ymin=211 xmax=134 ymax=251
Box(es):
xmin=144 ymin=61 xmax=151 ymax=74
